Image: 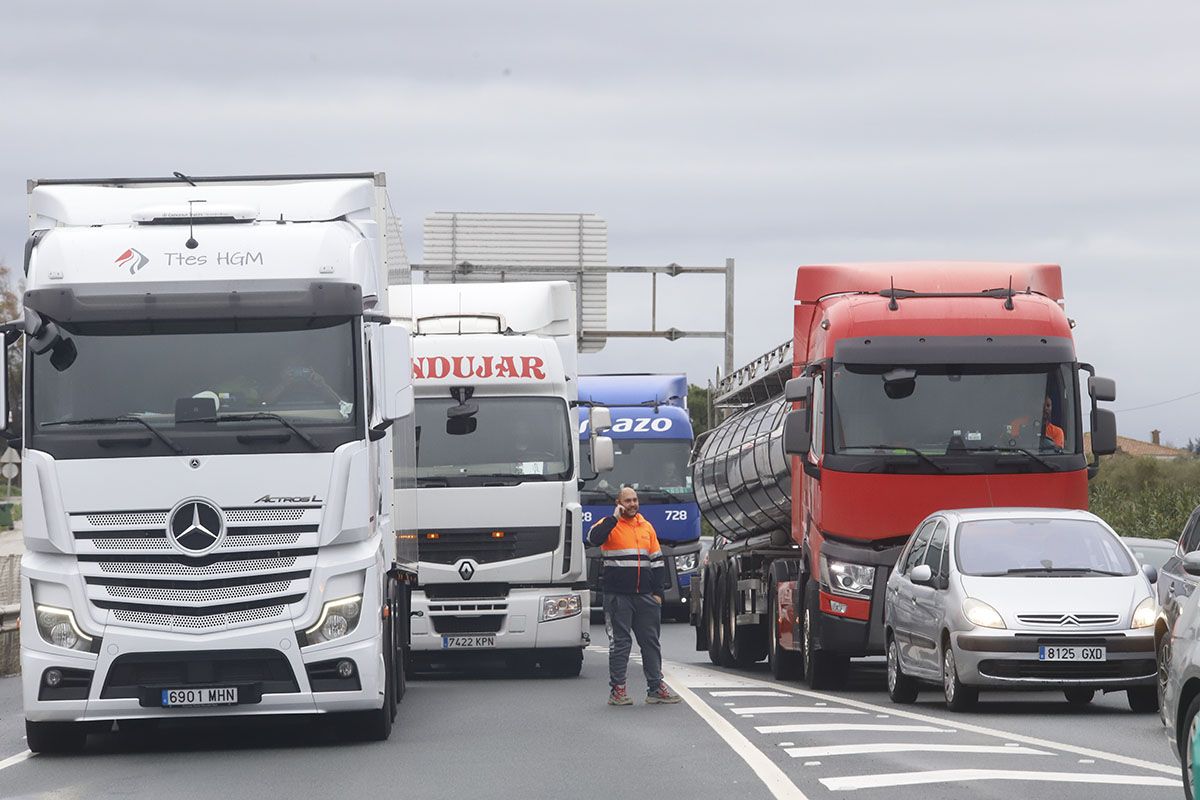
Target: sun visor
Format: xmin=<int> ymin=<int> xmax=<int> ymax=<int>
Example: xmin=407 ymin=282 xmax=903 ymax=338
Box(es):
xmin=834 ymin=335 xmax=1076 ymax=365
xmin=24 ymin=280 xmax=363 ymax=322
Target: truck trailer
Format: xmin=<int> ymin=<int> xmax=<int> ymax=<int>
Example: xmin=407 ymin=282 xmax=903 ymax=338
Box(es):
xmin=4 ymin=173 xmax=418 ymax=752
xmin=395 ymin=281 xmax=613 ymax=676
xmin=691 ymin=262 xmax=1118 ymax=688
xmin=578 ymin=374 xmax=701 ymax=621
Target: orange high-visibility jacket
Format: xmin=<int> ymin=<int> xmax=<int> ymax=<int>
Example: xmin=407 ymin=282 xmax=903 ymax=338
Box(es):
xmin=586 ymin=513 xmax=666 ymax=595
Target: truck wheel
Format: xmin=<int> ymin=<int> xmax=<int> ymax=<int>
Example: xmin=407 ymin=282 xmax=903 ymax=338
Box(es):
xmin=717 ymin=570 xmax=738 ymax=667
xmin=802 ymin=581 xmax=848 ymax=690
xmin=706 ymin=572 xmax=726 ymax=666
xmin=540 ymin=648 xmax=584 ymax=678
xmin=768 ymin=577 xmax=803 ymax=681
xmin=886 ymin=635 xmax=919 ymax=704
xmin=942 ymin=644 xmax=977 ymax=712
xmin=1128 ymin=686 xmax=1159 ymax=713
xmin=340 ymin=637 xmax=395 ymax=741
xmin=25 ymin=719 xmax=87 ymax=754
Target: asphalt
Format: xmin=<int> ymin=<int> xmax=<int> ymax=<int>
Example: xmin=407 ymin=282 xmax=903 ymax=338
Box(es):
xmin=0 ymin=621 xmax=1185 ymax=800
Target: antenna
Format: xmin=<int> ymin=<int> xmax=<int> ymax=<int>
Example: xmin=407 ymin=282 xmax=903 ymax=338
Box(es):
xmin=1004 ymin=275 xmax=1014 ymax=310
xmin=887 ymin=276 xmax=899 ymax=311
xmin=185 ymin=199 xmax=206 ymax=250
xmin=172 ymin=171 xmax=198 ymax=187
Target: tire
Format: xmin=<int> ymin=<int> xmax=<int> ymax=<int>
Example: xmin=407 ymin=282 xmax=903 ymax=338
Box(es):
xmin=706 ymin=573 xmax=725 ymax=666
xmin=767 ymin=577 xmax=803 ymax=681
xmin=942 ymin=644 xmax=977 ymax=712
xmin=716 ymin=570 xmax=736 ymax=667
xmin=886 ymin=635 xmax=919 ymax=704
xmin=802 ymin=581 xmax=848 ymax=690
xmin=540 ymin=648 xmax=584 ymax=678
xmin=25 ymin=719 xmax=88 ymax=754
xmin=1128 ymin=685 xmax=1159 ymax=713
xmin=1181 ymin=694 xmax=1200 ymax=800
xmin=1064 ymin=687 xmax=1095 ymax=705
xmin=727 ymin=570 xmax=767 ymax=667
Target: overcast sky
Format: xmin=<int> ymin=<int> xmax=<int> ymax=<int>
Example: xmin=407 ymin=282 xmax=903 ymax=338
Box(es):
xmin=2 ymin=2 xmax=1198 ymax=443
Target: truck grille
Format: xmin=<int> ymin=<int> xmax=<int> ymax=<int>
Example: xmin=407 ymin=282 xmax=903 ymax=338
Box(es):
xmin=72 ymin=505 xmax=321 ymax=633
xmin=418 ymin=526 xmax=560 ymax=565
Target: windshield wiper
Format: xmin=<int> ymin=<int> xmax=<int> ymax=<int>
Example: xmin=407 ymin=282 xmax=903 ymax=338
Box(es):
xmin=1004 ymin=566 xmax=1123 ymax=576
xmin=967 ymin=446 xmax=1058 ymax=472
xmin=855 ymin=444 xmax=945 ymax=473
xmin=207 ymin=413 xmax=320 ymax=450
xmin=44 ymin=416 xmax=183 ymax=455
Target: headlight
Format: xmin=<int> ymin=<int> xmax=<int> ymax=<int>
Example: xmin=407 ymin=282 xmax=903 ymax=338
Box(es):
xmin=819 ymin=554 xmax=875 ymax=597
xmin=963 ymin=597 xmax=1006 ymax=629
xmin=300 ymin=595 xmax=363 ymax=646
xmin=35 ymin=605 xmax=96 ymax=653
xmin=540 ymin=593 xmax=582 ymax=622
xmin=674 ymin=552 xmax=698 ymax=573
xmin=1131 ymin=596 xmax=1156 ymax=629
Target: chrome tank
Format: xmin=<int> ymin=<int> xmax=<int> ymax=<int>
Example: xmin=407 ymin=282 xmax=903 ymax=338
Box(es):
xmin=692 ymin=396 xmax=792 ymax=540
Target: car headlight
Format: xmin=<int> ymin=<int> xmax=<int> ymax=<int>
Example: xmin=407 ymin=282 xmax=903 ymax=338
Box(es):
xmin=540 ymin=593 xmax=582 ymax=622
xmin=962 ymin=597 xmax=1006 ymax=629
xmin=819 ymin=554 xmax=875 ymax=597
xmin=300 ymin=595 xmax=363 ymax=646
xmin=1131 ymin=596 xmax=1156 ymax=629
xmin=35 ymin=605 xmax=97 ymax=653
xmin=674 ymin=552 xmax=698 ymax=573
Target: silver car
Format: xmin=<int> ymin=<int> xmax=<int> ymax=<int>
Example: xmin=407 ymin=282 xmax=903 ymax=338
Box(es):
xmin=884 ymin=507 xmax=1158 ymax=711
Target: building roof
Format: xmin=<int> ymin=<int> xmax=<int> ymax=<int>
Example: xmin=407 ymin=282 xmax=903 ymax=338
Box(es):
xmin=1084 ymin=433 xmax=1191 ymax=459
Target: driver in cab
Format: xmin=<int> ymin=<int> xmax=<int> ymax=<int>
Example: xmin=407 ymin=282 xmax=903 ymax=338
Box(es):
xmin=1006 ymin=394 xmax=1065 ymax=450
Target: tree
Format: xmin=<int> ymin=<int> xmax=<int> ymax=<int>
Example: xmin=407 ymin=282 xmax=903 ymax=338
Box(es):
xmin=0 ymin=265 xmax=21 ymax=440
xmin=687 ymin=383 xmax=711 ymax=439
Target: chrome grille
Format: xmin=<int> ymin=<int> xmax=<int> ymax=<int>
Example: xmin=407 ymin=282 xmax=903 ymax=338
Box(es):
xmin=86 ymin=512 xmax=168 ymax=527
xmin=225 ymin=508 xmax=306 ymax=523
xmin=111 ymin=604 xmax=287 ymax=629
xmin=1016 ymin=614 xmax=1121 ymax=627
xmin=97 ymin=556 xmax=299 ymax=576
xmin=104 ymin=581 xmax=293 ymax=603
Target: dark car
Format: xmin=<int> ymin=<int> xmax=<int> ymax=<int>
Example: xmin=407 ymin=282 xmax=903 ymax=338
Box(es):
xmin=1124 ymin=537 xmax=1177 ymax=582
xmin=1155 ymin=508 xmax=1200 ymax=713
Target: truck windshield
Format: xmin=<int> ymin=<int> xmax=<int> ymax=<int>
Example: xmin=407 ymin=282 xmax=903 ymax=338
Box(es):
xmin=581 ymin=440 xmax=694 ymax=503
xmin=830 ymin=363 xmax=1077 ymax=458
xmin=415 ymin=397 xmax=572 ymax=486
xmin=29 ymin=317 xmax=360 ymax=458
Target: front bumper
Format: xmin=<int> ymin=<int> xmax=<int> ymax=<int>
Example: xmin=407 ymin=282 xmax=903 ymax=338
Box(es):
xmin=952 ymin=629 xmax=1156 ymax=689
xmin=410 ymin=587 xmax=588 ymax=652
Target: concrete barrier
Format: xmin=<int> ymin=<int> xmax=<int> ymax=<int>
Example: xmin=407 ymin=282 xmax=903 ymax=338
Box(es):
xmin=1 ymin=526 xmax=22 ymax=676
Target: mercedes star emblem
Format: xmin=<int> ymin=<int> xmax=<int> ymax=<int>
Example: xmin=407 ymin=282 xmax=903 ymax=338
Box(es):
xmin=168 ymin=499 xmax=224 ymax=554
xmin=457 ymin=560 xmax=476 ymax=581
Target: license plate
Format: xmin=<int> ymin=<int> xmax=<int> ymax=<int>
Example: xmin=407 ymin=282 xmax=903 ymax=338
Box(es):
xmin=161 ymin=687 xmax=239 ymax=707
xmin=1038 ymin=646 xmax=1106 ymax=661
xmin=442 ymin=635 xmax=496 ymax=649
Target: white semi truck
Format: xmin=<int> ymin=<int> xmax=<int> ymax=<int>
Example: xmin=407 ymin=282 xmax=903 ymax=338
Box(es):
xmin=2 ymin=173 xmax=418 ymax=752
xmin=390 ymin=281 xmax=612 ymax=676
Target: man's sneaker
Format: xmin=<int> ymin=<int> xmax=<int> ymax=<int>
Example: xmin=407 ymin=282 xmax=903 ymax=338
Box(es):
xmin=608 ymin=685 xmax=633 ymax=706
xmin=646 ymin=684 xmax=682 ymax=704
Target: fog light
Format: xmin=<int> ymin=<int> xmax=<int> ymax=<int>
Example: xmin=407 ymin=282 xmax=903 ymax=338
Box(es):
xmin=829 ymin=600 xmax=848 ymax=615
xmin=44 ymin=668 xmax=63 ymax=688
xmin=336 ymin=659 xmax=355 ymax=679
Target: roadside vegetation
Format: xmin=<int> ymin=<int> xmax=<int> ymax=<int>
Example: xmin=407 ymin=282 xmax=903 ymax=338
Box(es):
xmin=1090 ymin=455 xmax=1200 ymax=540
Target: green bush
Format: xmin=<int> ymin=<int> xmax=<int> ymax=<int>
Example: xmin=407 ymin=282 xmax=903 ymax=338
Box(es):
xmin=1089 ymin=455 xmax=1200 ymax=540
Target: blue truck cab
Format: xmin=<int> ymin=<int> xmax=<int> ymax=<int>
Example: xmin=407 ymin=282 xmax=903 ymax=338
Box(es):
xmin=578 ymin=374 xmax=701 ymax=621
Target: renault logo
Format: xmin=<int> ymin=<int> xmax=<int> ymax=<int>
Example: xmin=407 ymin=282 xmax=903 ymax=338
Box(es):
xmin=168 ymin=498 xmax=225 ymax=554
xmin=457 ymin=560 xmax=476 ymax=581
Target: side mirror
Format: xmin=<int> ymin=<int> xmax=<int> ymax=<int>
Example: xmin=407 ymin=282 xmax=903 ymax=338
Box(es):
xmin=1141 ymin=564 xmax=1159 ymax=584
xmin=782 ymin=409 xmax=811 ymax=456
xmin=590 ymin=434 xmax=614 ymax=473
xmin=1090 ymin=408 xmax=1117 ymax=456
xmin=589 ymin=406 xmax=612 ymax=433
xmin=379 ymin=325 xmax=414 ymax=422
xmin=784 ymin=376 xmax=812 ymax=403
xmin=1088 ymin=376 xmax=1116 ymax=403
xmin=1183 ymin=551 xmax=1200 ymax=577
xmin=909 ymin=564 xmax=933 ymax=585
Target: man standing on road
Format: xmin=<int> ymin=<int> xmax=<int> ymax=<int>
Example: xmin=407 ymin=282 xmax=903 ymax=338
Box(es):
xmin=587 ymin=486 xmax=682 ymax=706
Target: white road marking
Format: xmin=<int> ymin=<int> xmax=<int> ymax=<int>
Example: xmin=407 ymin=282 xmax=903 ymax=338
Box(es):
xmin=663 ymin=665 xmax=809 ymax=800
xmin=779 ymin=742 xmax=795 ymax=747
xmin=820 ymin=769 xmax=1181 ymax=791
xmin=666 ymin=659 xmax=1179 ymax=776
xmin=732 ymin=706 xmax=867 ymax=716
xmin=804 ymin=761 xmax=822 ymax=766
xmin=710 ymin=690 xmax=790 ymax=698
xmin=786 ymin=743 xmax=1053 ymax=758
xmin=756 ymin=722 xmax=955 ymax=735
xmin=0 ymin=750 xmax=33 ymax=772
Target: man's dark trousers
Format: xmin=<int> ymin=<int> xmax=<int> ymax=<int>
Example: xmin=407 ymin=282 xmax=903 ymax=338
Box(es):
xmin=604 ymin=592 xmax=663 ymax=691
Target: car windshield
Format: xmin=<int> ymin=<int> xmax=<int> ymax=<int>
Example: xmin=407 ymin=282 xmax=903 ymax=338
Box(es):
xmin=956 ymin=518 xmax=1137 ymax=576
xmin=581 ymin=439 xmax=694 ymax=502
xmin=415 ymin=396 xmax=572 ymax=485
xmin=830 ymin=363 xmax=1077 ymax=456
xmin=1124 ymin=541 xmax=1176 ymax=571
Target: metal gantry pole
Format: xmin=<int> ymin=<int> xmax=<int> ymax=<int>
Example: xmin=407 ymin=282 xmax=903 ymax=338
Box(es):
xmin=724 ymin=258 xmax=735 ymax=377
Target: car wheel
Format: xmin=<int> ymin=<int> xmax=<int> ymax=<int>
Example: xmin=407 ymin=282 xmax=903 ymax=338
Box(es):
xmin=887 ymin=635 xmax=919 ymax=704
xmin=1182 ymin=694 xmax=1200 ymax=800
xmin=1064 ymin=687 xmax=1095 ymax=705
xmin=942 ymin=644 xmax=977 ymax=711
xmin=1128 ymin=686 xmax=1159 ymax=713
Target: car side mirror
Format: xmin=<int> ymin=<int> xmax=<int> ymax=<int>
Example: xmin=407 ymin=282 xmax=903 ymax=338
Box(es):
xmin=1183 ymin=551 xmax=1200 ymax=577
xmin=589 ymin=406 xmax=612 ymax=432
xmin=1090 ymin=408 xmax=1117 ymax=457
xmin=909 ymin=564 xmax=933 ymax=585
xmin=1141 ymin=564 xmax=1159 ymax=584
xmin=782 ymin=409 xmax=811 ymax=456
xmin=590 ymin=434 xmax=614 ymax=473
xmin=784 ymin=376 xmax=813 ymax=403
xmin=1088 ymin=376 xmax=1116 ymax=403
xmin=379 ymin=324 xmax=414 ymax=421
